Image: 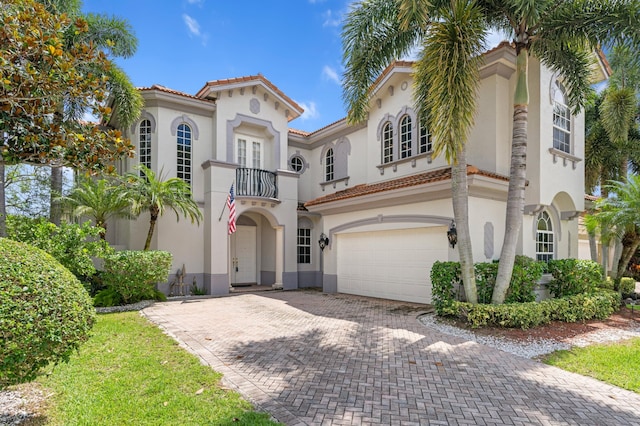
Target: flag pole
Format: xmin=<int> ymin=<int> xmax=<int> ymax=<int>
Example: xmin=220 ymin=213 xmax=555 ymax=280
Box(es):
xmin=218 ymin=200 xmax=227 ymax=221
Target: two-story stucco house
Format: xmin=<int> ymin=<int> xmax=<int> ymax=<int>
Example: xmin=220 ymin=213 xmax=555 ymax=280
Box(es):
xmin=107 ymin=42 xmax=610 ymax=304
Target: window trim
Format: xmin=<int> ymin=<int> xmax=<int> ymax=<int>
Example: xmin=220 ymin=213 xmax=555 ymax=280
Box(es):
xmin=325 ymin=148 xmax=334 ymax=182
xmin=552 ymin=81 xmax=571 ymax=154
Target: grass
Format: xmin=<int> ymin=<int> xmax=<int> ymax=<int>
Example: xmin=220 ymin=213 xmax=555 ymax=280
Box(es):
xmin=543 ymin=337 xmax=640 ymax=393
xmin=37 ymin=312 xmax=280 ymax=426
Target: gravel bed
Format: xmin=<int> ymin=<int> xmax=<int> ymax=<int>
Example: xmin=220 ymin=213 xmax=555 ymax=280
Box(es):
xmin=95 ymin=300 xmax=155 ymax=314
xmin=419 ymin=313 xmax=640 ymax=359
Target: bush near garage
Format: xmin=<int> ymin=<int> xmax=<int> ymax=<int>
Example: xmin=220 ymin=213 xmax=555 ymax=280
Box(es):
xmin=431 ymin=257 xmax=618 ymax=329
xmin=99 ymin=250 xmax=172 ymax=305
xmin=0 ymin=238 xmax=95 ymax=389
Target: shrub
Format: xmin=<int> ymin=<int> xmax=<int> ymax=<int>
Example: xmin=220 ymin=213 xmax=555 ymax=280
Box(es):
xmin=0 ymin=238 xmax=95 ymax=389
xmin=546 ymin=259 xmax=602 ymax=297
xmin=93 ymin=287 xmax=123 ymax=307
xmin=599 ymin=276 xmax=615 ymax=291
xmin=431 ymin=256 xmax=542 ymax=311
xmin=431 ymin=261 xmax=461 ymax=315
xmin=102 ymin=251 xmax=172 ymax=304
xmin=6 ymin=215 xmax=113 ymax=281
xmin=443 ymin=290 xmax=620 ymax=329
xmin=618 ymin=277 xmax=636 ymax=297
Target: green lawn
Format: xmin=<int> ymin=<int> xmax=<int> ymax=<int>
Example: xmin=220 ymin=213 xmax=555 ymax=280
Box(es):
xmin=37 ymin=312 xmax=280 ymax=426
xmin=543 ymin=337 xmax=640 ymax=393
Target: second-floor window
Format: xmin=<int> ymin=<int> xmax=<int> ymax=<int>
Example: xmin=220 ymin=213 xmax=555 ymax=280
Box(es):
xmin=382 ymin=122 xmax=393 ymax=164
xmin=419 ymin=125 xmax=432 ymax=154
xmin=553 ymin=81 xmax=571 ymax=153
xmin=325 ymin=148 xmax=334 ymax=181
xmin=177 ymin=123 xmax=192 ymax=186
xmin=399 ymin=115 xmax=412 ymax=159
xmin=139 ymin=119 xmax=151 ymax=171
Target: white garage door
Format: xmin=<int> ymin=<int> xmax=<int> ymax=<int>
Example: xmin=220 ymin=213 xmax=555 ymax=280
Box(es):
xmin=337 ymin=227 xmax=447 ymax=304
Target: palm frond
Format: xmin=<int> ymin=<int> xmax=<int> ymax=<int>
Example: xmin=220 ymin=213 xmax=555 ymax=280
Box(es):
xmin=342 ymin=0 xmax=426 ymax=123
xmin=414 ymin=0 xmax=488 ymax=164
xmin=601 ymin=86 xmax=636 ymax=145
xmin=83 ymin=13 xmax=138 ymax=58
xmin=107 ymin=64 xmax=144 ymax=128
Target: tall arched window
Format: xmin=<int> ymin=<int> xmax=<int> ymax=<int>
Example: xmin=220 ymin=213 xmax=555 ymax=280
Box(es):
xmin=536 ymin=211 xmax=554 ymax=262
xmin=553 ymin=81 xmax=571 ymax=153
xmin=139 ymin=119 xmax=152 ymax=171
xmin=177 ymin=123 xmax=192 ymax=186
xmin=325 ymin=148 xmax=334 ymax=181
xmin=382 ymin=122 xmax=393 ymax=164
xmin=399 ymin=115 xmax=412 ymax=159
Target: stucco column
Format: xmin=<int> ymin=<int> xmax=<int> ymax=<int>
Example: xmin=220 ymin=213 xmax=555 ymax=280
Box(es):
xmin=272 ymin=226 xmax=284 ymax=289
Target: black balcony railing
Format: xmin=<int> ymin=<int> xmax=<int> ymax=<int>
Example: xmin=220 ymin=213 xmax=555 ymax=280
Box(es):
xmin=236 ymin=168 xmax=278 ymax=199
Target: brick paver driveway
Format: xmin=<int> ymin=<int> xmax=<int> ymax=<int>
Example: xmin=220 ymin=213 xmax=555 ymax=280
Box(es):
xmin=143 ymin=291 xmax=640 ymax=425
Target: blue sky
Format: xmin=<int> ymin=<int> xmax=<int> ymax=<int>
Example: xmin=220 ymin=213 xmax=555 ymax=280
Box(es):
xmin=82 ymin=0 xmax=353 ymax=132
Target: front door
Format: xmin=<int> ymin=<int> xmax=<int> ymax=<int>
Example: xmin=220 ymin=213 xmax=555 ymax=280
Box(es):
xmin=231 ymin=225 xmax=257 ymax=285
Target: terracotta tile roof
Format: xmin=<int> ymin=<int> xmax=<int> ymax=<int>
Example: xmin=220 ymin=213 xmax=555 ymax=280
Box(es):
xmin=585 ymin=194 xmax=600 ymax=202
xmin=195 ymin=74 xmax=303 ymax=114
xmin=304 ymin=165 xmax=509 ymax=207
xmin=138 ymin=84 xmax=213 ymax=103
xmin=289 ymin=128 xmax=311 ymax=137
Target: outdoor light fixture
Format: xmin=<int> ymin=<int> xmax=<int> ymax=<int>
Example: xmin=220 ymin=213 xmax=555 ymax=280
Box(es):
xmin=318 ymin=233 xmax=329 ymax=251
xmin=447 ymin=220 xmax=457 ymax=249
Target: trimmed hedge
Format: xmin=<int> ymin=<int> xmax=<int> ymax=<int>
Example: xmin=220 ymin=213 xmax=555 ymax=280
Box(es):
xmin=0 ymin=238 xmax=95 ymax=389
xmin=101 ymin=250 xmax=172 ymax=305
xmin=431 ymin=256 xmax=543 ymax=313
xmin=546 ymin=259 xmax=602 ymax=297
xmin=441 ymin=290 xmax=620 ymax=329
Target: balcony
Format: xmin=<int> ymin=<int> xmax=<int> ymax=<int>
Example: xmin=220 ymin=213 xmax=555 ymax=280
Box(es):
xmin=236 ymin=168 xmax=278 ymax=199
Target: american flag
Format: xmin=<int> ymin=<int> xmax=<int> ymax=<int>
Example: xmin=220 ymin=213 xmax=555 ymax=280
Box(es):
xmin=227 ymin=184 xmax=237 ymax=235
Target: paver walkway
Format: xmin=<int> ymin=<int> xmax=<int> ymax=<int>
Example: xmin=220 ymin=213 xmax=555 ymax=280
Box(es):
xmin=143 ymin=291 xmax=640 ymax=425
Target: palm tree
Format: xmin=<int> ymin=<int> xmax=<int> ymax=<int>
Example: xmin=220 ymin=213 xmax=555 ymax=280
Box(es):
xmin=590 ymin=175 xmax=640 ymax=278
xmin=62 ymin=177 xmax=131 ymax=239
xmin=585 ymin=45 xmax=640 ymax=277
xmin=479 ymin=0 xmax=640 ymax=304
xmin=38 ymin=0 xmax=143 ymax=226
xmin=343 ymin=0 xmax=488 ymax=303
xmin=125 ymin=165 xmax=203 ymax=251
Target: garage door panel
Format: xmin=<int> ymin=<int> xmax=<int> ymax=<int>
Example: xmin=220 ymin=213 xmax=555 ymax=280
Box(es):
xmin=337 ymin=227 xmax=447 ymax=304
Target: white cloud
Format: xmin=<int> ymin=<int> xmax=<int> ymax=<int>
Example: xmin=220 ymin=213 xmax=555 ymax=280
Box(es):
xmin=322 ymin=9 xmax=342 ymax=27
xmin=322 ymin=65 xmax=341 ymax=84
xmin=485 ymin=28 xmax=510 ymax=49
xmin=295 ymin=101 xmax=320 ymax=120
xmin=183 ymin=14 xmax=201 ymax=36
xmin=182 ymin=14 xmax=208 ymax=45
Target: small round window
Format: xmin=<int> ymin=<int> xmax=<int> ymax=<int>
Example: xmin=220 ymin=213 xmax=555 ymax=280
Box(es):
xmin=289 ymin=155 xmax=305 ymax=173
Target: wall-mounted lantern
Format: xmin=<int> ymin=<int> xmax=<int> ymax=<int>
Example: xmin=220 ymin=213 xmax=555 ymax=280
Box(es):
xmin=447 ymin=221 xmax=457 ymax=249
xmin=318 ymin=233 xmax=329 ymax=251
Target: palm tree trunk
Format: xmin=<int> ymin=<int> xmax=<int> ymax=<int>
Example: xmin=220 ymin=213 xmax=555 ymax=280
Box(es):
xmin=602 ymin=242 xmax=610 ymax=279
xmin=452 ymin=147 xmax=477 ymax=304
xmin=588 ymin=231 xmax=598 ymax=262
xmin=144 ymin=211 xmax=158 ymax=251
xmin=50 ymin=165 xmax=63 ymax=226
xmin=493 ymin=47 xmax=529 ymax=304
xmin=0 ymin=154 xmax=6 ymax=238
xmin=617 ymin=230 xmax=640 ymax=279
xmin=611 ymin=237 xmax=623 ymax=279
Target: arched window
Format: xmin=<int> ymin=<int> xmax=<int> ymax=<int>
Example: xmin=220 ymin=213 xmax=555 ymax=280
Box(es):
xmin=536 ymin=211 xmax=554 ymax=262
xmin=139 ymin=119 xmax=152 ymax=171
xmin=177 ymin=123 xmax=192 ymax=186
xmin=325 ymin=148 xmax=334 ymax=181
xmin=399 ymin=115 xmax=412 ymax=159
xmin=382 ymin=122 xmax=393 ymax=164
xmin=553 ymin=81 xmax=571 ymax=153
xmin=419 ymin=124 xmax=432 ymax=154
